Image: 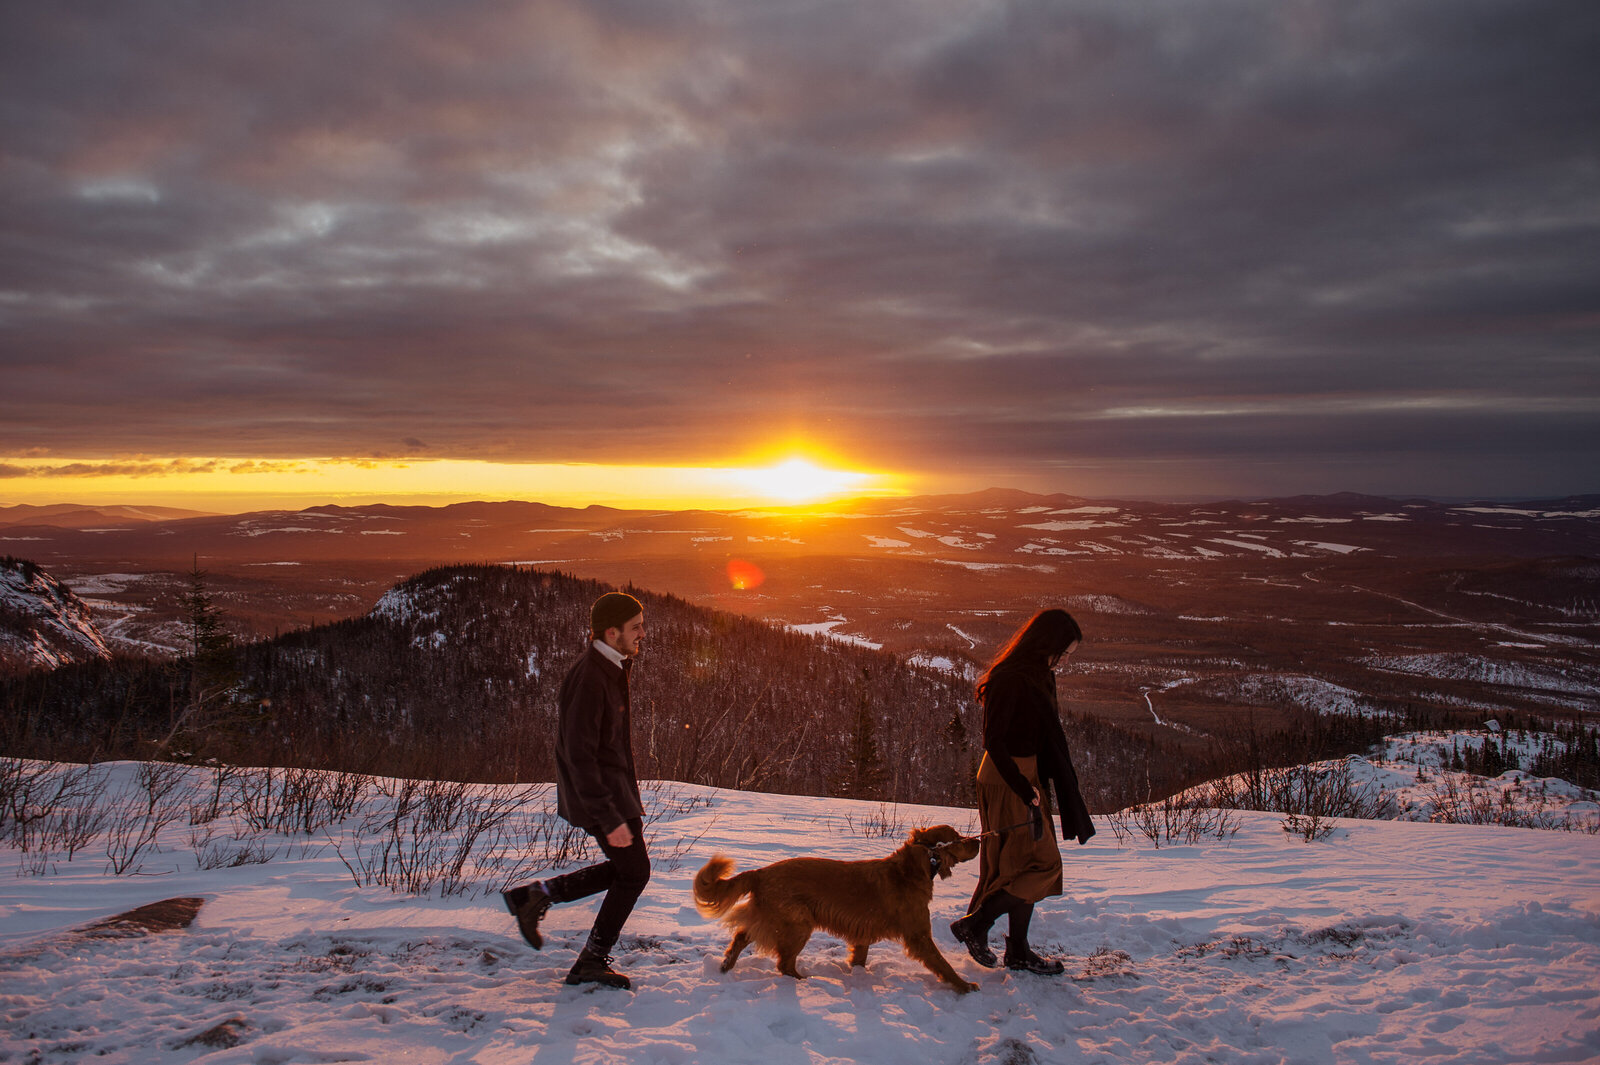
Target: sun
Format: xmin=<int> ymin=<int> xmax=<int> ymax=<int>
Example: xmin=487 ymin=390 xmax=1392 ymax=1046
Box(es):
xmin=736 ymin=458 xmax=876 ymax=504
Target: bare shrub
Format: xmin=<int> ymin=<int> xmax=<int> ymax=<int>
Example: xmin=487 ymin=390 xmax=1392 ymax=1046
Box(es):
xmin=194 ymin=832 xmax=279 ymax=869
xmin=189 ymin=763 xmax=243 ymax=825
xmin=1104 ymin=797 xmax=1239 ymax=848
xmin=1 ymin=761 xmax=109 ymax=852
xmin=232 ymin=766 xmax=372 ymax=835
xmin=1424 ymin=776 xmax=1600 ymax=832
xmin=335 ymin=782 xmax=556 ymax=897
xmin=845 ymin=801 xmax=906 ymax=839
xmin=1197 ymin=758 xmax=1395 ymax=822
xmin=1282 ymin=812 xmax=1335 ymax=842
xmin=104 ymin=764 xmax=193 ymax=874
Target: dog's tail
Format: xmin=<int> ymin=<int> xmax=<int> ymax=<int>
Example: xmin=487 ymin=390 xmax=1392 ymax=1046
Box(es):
xmin=693 ymin=854 xmax=758 ymax=918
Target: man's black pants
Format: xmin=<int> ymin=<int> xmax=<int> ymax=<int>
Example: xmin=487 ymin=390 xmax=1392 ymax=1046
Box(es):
xmin=544 ymin=816 xmax=650 ymax=947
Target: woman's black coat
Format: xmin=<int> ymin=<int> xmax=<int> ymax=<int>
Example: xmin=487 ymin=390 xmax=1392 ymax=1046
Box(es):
xmin=980 ymin=663 xmax=1097 ymax=845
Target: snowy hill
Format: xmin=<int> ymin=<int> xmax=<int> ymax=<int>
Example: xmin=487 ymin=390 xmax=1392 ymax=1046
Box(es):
xmin=0 ymin=558 xmax=110 ymax=670
xmin=1167 ymin=729 xmax=1600 ymax=836
xmin=2 ymin=758 xmax=1597 ymax=1063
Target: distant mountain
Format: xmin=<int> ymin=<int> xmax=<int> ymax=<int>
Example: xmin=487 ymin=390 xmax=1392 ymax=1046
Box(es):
xmin=0 ymin=503 xmax=214 ymax=529
xmin=5 ymin=489 xmax=1597 ymax=570
xmin=0 ymin=558 xmax=111 ymax=670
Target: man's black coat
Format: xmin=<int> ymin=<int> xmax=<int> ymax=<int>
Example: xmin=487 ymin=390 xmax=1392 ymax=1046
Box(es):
xmin=554 ymin=644 xmax=644 ymax=834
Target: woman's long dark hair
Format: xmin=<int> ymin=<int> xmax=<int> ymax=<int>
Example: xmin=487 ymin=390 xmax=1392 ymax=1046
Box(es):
xmin=975 ymin=608 xmax=1082 ymax=701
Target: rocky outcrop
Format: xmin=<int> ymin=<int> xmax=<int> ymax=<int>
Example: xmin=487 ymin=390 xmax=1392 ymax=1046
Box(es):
xmin=0 ymin=558 xmax=112 ymax=670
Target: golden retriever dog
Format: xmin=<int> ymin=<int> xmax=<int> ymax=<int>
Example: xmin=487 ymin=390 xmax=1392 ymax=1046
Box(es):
xmin=693 ymin=824 xmax=982 ymax=993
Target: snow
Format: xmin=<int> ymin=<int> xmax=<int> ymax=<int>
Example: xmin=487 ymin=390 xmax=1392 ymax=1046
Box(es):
xmin=1364 ymin=653 xmax=1597 ymax=696
xmin=1223 ymin=672 xmax=1378 ymax=718
xmin=3 ymin=760 xmax=1599 ymax=1064
xmin=934 ymin=560 xmax=1054 ymax=573
xmin=787 ymin=617 xmax=883 ymax=650
xmin=1066 ymin=595 xmax=1152 ymax=617
xmin=1292 ymin=540 xmax=1366 ymax=555
xmin=244 ymin=526 xmax=334 ymax=536
xmin=1206 ymin=539 xmax=1287 ymax=558
xmin=1018 ymin=521 xmax=1122 ymax=531
xmin=1016 ymin=543 xmax=1091 ymax=556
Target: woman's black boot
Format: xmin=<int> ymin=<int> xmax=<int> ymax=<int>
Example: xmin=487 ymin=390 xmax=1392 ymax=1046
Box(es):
xmin=950 ymin=891 xmax=1015 ymax=968
xmin=949 ymin=914 xmax=998 ymax=967
xmin=1004 ymin=935 xmax=1065 ymax=975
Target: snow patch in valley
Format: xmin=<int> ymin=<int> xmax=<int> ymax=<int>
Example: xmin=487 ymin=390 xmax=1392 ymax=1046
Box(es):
xmin=1019 ymin=520 xmax=1123 ymax=531
xmin=1363 ymin=653 xmax=1598 ymax=695
xmin=788 ymin=616 xmax=883 ymax=649
xmin=1293 ymin=540 xmax=1366 ymax=555
xmin=1206 ymin=538 xmax=1286 ymax=557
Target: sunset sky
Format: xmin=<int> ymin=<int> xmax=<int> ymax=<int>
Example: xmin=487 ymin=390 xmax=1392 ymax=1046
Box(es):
xmin=2 ymin=1 xmax=1596 ymax=512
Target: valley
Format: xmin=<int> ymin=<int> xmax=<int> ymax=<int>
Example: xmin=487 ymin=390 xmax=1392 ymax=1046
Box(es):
xmin=5 ymin=491 xmax=1596 ymax=779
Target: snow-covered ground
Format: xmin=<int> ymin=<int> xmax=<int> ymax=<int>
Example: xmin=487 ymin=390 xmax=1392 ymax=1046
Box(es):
xmin=3 ymin=761 xmax=1599 ymax=1064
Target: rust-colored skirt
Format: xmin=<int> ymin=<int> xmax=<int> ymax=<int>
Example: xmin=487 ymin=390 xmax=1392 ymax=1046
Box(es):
xmin=970 ymin=753 xmax=1063 ymax=908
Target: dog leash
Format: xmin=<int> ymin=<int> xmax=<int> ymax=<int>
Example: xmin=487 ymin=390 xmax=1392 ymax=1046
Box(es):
xmin=969 ymin=804 xmax=1046 ymax=842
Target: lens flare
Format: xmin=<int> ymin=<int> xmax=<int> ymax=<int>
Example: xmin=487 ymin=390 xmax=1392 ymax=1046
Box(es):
xmin=727 ymin=559 xmax=765 ymax=591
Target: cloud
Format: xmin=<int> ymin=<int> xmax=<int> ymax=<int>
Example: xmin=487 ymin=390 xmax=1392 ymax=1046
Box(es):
xmin=0 ymin=0 xmax=1596 ymax=497
xmin=0 ymin=459 xmax=224 ymax=479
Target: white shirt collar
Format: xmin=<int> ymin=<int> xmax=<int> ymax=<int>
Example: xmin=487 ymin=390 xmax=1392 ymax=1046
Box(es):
xmin=592 ymin=639 xmax=627 ymax=670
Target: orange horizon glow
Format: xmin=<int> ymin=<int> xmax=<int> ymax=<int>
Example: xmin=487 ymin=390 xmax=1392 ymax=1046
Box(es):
xmin=0 ymin=454 xmax=913 ymax=514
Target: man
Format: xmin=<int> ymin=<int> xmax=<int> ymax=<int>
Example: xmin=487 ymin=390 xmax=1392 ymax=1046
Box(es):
xmin=502 ymin=591 xmax=650 ymax=989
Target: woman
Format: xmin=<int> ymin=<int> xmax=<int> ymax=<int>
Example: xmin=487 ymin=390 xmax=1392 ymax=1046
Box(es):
xmin=950 ymin=608 xmax=1096 ymax=975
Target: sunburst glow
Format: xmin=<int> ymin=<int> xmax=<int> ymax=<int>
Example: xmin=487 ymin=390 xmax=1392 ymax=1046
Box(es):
xmin=0 ymin=454 xmax=905 ymax=512
xmin=734 ymin=459 xmax=877 ymax=504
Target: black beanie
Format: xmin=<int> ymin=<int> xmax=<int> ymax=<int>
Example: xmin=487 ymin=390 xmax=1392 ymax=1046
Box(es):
xmin=591 ymin=591 xmax=643 ymax=636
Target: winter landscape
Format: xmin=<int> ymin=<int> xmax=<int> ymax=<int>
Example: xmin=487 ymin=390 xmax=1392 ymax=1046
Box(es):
xmin=4 ymin=490 xmax=1599 ymax=1063
xmin=2 ymin=740 xmax=1598 ymax=1065
xmin=6 ymin=3 xmax=1599 ymax=1062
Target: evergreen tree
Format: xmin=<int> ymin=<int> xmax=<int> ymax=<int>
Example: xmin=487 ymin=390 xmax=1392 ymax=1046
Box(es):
xmin=839 ymin=665 xmax=886 ymax=800
xmin=162 ymin=558 xmax=241 ymax=757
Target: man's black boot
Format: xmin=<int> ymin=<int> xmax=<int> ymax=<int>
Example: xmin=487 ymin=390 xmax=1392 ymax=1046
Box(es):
xmin=1004 ymin=935 xmax=1065 ymax=975
xmin=565 ymin=932 xmax=631 ymax=989
xmin=502 ymin=882 xmax=553 ymax=950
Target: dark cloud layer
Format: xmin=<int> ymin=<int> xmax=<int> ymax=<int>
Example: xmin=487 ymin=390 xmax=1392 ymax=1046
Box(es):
xmin=2 ymin=0 xmax=1596 ymax=498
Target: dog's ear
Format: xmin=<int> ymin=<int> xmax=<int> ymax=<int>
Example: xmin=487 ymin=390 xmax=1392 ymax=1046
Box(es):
xmin=934 ymin=848 xmax=955 ymax=879
xmin=910 ymin=824 xmax=961 ymax=846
